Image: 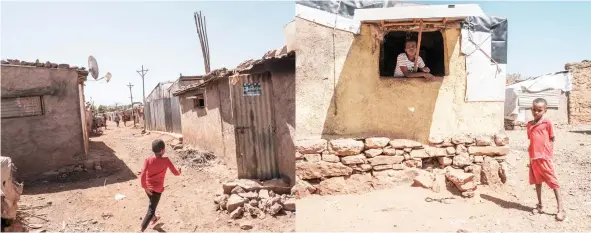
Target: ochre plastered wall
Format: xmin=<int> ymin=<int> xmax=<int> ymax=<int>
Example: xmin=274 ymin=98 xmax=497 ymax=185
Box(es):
xmin=295 ymin=18 xmax=504 ymax=143
xmin=179 ymin=79 xmax=236 ymax=167
xmin=1 ymin=65 xmax=86 ymax=180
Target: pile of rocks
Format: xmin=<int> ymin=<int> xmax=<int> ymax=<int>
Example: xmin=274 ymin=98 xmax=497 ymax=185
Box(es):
xmin=294 ymin=134 xmax=510 ymax=197
xmin=41 ymin=160 xmax=102 ymax=177
xmin=214 ymin=179 xmax=295 ymax=220
xmin=170 ymin=140 xmax=216 ymax=169
xmin=1 ymin=59 xmax=85 ymax=71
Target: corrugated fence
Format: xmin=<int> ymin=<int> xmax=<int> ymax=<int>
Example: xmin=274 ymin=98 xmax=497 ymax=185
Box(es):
xmin=145 ymin=97 xmax=182 ymax=134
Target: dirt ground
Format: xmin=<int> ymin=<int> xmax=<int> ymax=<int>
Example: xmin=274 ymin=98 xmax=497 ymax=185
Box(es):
xmin=13 ymin=121 xmax=294 ymax=232
xmin=296 ymin=125 xmax=591 ymax=232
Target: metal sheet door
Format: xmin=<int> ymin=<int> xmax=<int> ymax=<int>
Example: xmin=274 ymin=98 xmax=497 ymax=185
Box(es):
xmin=232 ymin=72 xmax=279 ymax=180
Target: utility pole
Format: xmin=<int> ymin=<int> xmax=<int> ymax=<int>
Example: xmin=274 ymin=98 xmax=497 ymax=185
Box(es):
xmin=127 ymin=83 xmax=135 ymax=127
xmin=136 ymin=65 xmax=149 ymax=132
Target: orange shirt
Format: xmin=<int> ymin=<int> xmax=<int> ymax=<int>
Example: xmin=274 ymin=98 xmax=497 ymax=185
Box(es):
xmin=526 ymin=118 xmax=555 ymax=160
xmin=140 ymin=156 xmax=180 ymax=193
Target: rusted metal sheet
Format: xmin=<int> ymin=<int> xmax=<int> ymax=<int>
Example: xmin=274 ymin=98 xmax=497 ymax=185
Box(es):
xmin=145 ymin=97 xmax=182 ymax=133
xmin=232 ymin=72 xmax=279 ymax=180
xmin=170 ymin=97 xmax=182 ymax=134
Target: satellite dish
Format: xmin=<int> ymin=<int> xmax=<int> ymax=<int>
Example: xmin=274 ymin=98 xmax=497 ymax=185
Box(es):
xmin=105 ymin=72 xmax=112 ymax=82
xmin=88 ymin=56 xmax=99 ymax=80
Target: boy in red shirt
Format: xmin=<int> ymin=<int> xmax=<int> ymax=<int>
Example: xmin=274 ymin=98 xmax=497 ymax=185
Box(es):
xmin=139 ymin=139 xmax=182 ymax=232
xmin=527 ymin=98 xmax=565 ymax=221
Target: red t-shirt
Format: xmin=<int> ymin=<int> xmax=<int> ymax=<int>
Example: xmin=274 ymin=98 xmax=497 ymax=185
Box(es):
xmin=140 ymin=156 xmax=180 ymax=193
xmin=526 ymin=118 xmax=555 ymax=160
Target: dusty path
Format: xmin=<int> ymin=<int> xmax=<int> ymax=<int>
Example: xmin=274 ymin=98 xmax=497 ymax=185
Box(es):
xmin=17 ymin=122 xmax=294 ymax=232
xmin=296 ymin=126 xmax=591 ymax=232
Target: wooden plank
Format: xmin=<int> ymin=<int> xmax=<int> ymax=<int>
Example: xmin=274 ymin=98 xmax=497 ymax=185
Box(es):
xmin=414 ymin=20 xmax=424 ymax=71
xmin=383 ymin=21 xmax=445 ymax=27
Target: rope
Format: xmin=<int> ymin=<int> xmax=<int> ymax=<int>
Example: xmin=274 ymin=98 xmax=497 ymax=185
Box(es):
xmin=463 ymin=19 xmax=502 ymax=74
xmin=331 ymin=1 xmax=343 ymax=115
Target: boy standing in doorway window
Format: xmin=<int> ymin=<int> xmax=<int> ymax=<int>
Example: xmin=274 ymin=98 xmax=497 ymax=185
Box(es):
xmin=394 ymin=40 xmax=434 ymax=80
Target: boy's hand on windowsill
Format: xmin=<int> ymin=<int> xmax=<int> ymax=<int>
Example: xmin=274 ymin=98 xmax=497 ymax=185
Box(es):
xmin=424 ymin=73 xmax=436 ymax=81
xmin=422 ymin=67 xmax=431 ymax=73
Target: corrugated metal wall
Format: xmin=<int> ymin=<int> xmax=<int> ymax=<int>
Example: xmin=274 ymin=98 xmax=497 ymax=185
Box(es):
xmin=517 ymin=89 xmax=561 ymax=108
xmin=232 ymin=72 xmax=279 ymax=180
xmin=170 ymin=96 xmax=182 ymax=133
xmin=145 ymin=97 xmax=182 ymax=134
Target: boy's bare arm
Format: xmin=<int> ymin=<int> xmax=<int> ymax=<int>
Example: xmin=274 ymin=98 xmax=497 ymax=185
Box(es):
xmin=167 ymin=159 xmax=181 ymax=176
xmin=140 ymin=159 xmax=148 ymax=189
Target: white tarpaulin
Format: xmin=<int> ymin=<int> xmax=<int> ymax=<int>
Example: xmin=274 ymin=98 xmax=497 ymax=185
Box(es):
xmin=461 ymin=29 xmax=507 ymax=102
xmin=504 ymin=71 xmax=573 ymax=121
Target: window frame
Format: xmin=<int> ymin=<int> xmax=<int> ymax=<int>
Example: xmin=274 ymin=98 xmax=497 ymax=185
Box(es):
xmin=192 ymin=94 xmax=205 ymax=109
xmin=378 ymin=29 xmax=449 ymax=79
xmin=1 ymin=95 xmax=45 ymax=119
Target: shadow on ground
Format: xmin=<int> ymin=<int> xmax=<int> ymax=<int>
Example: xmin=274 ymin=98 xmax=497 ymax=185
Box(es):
xmin=153 ymin=223 xmax=166 ymax=233
xmin=570 ymin=130 xmax=591 ymax=135
xmin=23 ymin=140 xmax=137 ymax=195
xmin=479 ymin=193 xmax=555 ymax=217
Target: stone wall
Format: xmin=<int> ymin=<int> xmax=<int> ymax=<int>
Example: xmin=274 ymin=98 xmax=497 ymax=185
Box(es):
xmin=566 ymin=61 xmax=591 ymax=124
xmin=294 ymin=134 xmax=510 ymax=197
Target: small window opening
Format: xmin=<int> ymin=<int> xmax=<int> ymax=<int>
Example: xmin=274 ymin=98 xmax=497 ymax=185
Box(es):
xmin=379 ymin=31 xmax=446 ymax=77
xmin=193 ymin=94 xmax=205 ymax=109
xmin=1 ymin=96 xmax=44 ymax=119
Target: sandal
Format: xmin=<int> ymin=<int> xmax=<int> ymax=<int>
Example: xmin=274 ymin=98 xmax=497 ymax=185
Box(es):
xmin=151 ymin=215 xmax=161 ymax=225
xmin=556 ymin=210 xmax=566 ymax=221
xmin=532 ymin=204 xmax=543 ymax=214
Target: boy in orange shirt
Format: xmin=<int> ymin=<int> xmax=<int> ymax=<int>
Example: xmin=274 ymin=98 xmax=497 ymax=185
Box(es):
xmin=527 ymin=98 xmax=565 ymax=221
xmin=139 ymin=139 xmax=182 ymax=232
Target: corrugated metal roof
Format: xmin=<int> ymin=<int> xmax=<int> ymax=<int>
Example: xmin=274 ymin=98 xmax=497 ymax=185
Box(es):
xmin=172 ymin=45 xmax=295 ymax=96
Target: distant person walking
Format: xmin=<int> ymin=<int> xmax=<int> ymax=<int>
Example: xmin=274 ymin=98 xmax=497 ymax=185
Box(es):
xmin=139 ymin=139 xmax=182 ymax=232
xmin=103 ymin=113 xmax=108 ymax=130
xmin=114 ymin=113 xmax=120 ymax=127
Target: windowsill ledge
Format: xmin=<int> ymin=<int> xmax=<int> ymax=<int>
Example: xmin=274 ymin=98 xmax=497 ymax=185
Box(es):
xmin=379 ymin=76 xmax=444 ymax=80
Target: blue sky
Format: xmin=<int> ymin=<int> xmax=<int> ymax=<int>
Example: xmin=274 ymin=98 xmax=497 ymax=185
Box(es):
xmin=2 ymin=1 xmax=590 ymax=105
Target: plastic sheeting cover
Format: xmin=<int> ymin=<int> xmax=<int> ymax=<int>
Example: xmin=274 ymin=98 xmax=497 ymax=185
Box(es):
xmin=461 ymin=15 xmax=508 ymax=102
xmin=295 ymin=0 xmax=425 ymax=19
xmin=504 ymin=71 xmax=573 ymax=121
xmin=1 ymin=156 xmax=23 ymax=220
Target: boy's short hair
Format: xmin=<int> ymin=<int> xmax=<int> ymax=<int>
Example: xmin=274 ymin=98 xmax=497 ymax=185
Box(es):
xmin=152 ymin=139 xmax=165 ymax=154
xmin=533 ymin=98 xmax=548 ymax=106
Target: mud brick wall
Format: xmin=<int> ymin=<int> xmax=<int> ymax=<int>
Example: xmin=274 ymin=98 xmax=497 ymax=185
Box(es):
xmin=294 ymin=134 xmax=510 ymax=197
xmin=566 ymin=61 xmax=591 ymax=124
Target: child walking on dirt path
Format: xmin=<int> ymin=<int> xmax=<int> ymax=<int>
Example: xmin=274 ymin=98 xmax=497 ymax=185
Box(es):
xmin=139 ymin=139 xmax=182 ymax=232
xmin=527 ymin=98 xmax=566 ymax=221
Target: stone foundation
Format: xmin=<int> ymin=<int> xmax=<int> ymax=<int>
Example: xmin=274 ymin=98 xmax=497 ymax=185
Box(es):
xmin=40 ymin=160 xmax=103 ymax=177
xmin=294 ymin=134 xmax=510 ymax=197
xmin=214 ymin=179 xmax=295 ymax=220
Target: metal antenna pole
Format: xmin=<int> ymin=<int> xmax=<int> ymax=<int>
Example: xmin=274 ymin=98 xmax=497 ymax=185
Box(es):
xmin=136 ymin=65 xmax=149 ymax=132
xmin=127 ymin=82 xmax=135 ymax=127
